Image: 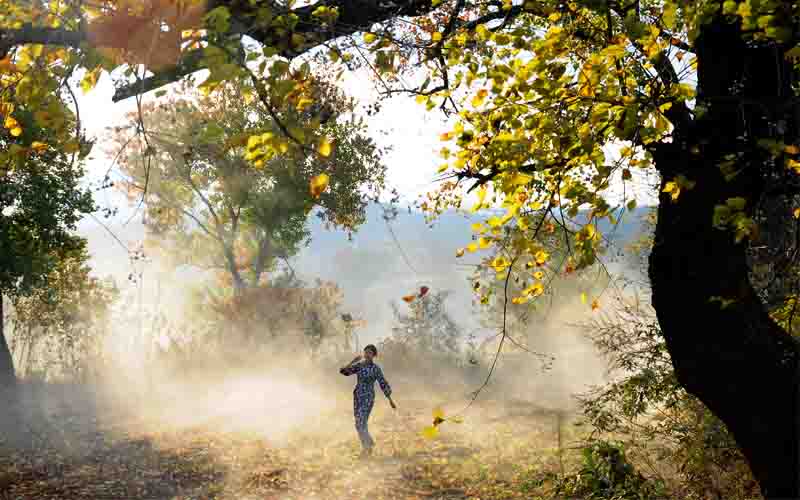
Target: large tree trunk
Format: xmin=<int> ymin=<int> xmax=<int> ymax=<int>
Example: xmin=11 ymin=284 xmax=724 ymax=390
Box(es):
xmin=649 ymin=18 xmax=800 ymax=498
xmin=252 ymin=235 xmax=273 ymax=288
xmin=0 ymin=295 xmax=16 ymax=391
xmin=222 ymin=245 xmax=246 ymax=293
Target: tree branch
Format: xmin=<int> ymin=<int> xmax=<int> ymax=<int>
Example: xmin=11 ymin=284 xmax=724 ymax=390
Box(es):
xmin=0 ymin=23 xmax=84 ymax=57
xmin=112 ymin=49 xmax=206 ymax=102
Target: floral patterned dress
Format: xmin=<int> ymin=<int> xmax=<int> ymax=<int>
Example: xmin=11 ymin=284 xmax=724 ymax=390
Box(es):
xmin=340 ymin=361 xmax=392 ymax=451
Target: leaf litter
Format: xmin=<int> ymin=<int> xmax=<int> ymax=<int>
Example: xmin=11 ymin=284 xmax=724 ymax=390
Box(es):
xmin=0 ymin=393 xmax=580 ymax=500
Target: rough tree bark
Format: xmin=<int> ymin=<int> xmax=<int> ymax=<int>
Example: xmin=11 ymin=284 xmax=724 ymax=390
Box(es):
xmin=649 ymin=18 xmax=800 ymax=499
xmin=0 ymin=295 xmax=16 ymax=391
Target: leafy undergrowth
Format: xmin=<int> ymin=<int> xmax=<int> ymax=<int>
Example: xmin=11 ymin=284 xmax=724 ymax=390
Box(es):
xmin=0 ymin=390 xmax=583 ymax=500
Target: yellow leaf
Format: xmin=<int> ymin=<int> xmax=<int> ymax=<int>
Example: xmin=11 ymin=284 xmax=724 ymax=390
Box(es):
xmin=10 ymin=126 xmax=22 ymax=137
xmin=318 ymin=138 xmax=333 ymax=157
xmin=432 ymin=32 xmax=442 ymax=42
xmin=786 ymin=46 xmax=800 ymax=59
xmin=522 ymin=282 xmax=544 ymax=297
xmin=533 ymin=271 xmax=544 ymax=280
xmin=471 ymin=89 xmax=488 ymax=108
xmin=471 ymin=185 xmax=488 ymax=212
xmin=466 ymin=242 xmax=478 ymax=253
xmin=534 ymin=250 xmax=549 ymax=265
xmin=456 ymin=248 xmax=465 ymax=257
xmin=487 ymin=216 xmax=503 ymax=228
xmin=433 ymin=407 xmax=445 ymax=420
xmin=422 ymin=426 xmax=440 ymax=439
xmin=490 ymin=256 xmax=510 ymax=272
xmin=471 ymin=222 xmax=486 ymax=234
xmin=80 ymin=67 xmax=102 ymax=94
xmin=591 ymin=299 xmax=600 ymax=311
xmin=63 ymin=141 xmax=80 ymax=153
xmin=402 ymin=294 xmax=416 ymax=303
xmin=0 ymin=57 xmax=17 ymax=73
xmin=30 ymin=141 xmax=48 ymax=152
xmin=478 ymin=237 xmax=491 ymax=249
xmin=580 ymin=292 xmax=587 ymax=304
xmin=364 ymin=32 xmax=377 ymax=44
xmin=309 ymin=173 xmax=330 ymax=199
xmin=794 ymin=208 xmax=800 ymax=219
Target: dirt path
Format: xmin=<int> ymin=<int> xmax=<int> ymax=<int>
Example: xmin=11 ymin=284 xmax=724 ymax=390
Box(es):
xmin=0 ymin=396 xmax=577 ymax=500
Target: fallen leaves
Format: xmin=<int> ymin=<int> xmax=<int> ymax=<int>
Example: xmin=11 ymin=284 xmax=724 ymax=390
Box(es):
xmin=0 ymin=391 xmax=576 ymax=500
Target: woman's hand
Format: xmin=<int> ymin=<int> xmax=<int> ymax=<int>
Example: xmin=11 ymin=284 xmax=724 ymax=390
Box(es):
xmin=389 ymin=398 xmax=397 ymax=410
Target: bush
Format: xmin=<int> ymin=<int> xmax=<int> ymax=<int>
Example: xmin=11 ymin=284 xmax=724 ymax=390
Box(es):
xmin=542 ymin=440 xmax=668 ymax=500
xmin=575 ymin=297 xmax=760 ymax=500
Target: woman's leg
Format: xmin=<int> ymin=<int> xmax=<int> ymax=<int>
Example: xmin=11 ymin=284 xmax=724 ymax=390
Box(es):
xmin=354 ymin=394 xmax=375 ymax=452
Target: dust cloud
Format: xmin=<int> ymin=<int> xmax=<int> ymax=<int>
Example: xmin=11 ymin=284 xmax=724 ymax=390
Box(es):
xmin=0 ymin=207 xmax=635 ymax=500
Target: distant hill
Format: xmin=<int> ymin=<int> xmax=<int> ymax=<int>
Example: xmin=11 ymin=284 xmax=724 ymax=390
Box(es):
xmin=294 ymin=203 xmax=652 ymax=340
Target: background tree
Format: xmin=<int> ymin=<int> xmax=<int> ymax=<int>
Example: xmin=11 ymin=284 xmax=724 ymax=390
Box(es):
xmin=390 ymin=289 xmax=463 ymax=356
xmin=9 ymin=247 xmax=118 ymax=382
xmin=108 ymin=77 xmax=386 ymax=292
xmin=0 ymin=96 xmax=95 ymax=391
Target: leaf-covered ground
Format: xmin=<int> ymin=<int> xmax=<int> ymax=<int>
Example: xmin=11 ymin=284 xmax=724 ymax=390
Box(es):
xmin=0 ymin=391 xmax=581 ymax=500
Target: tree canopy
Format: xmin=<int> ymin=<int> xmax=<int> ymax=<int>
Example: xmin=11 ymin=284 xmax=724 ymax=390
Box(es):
xmin=107 ymin=77 xmax=386 ymax=290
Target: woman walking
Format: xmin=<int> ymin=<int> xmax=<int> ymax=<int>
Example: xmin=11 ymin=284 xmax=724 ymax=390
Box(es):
xmin=340 ymin=344 xmax=396 ymax=458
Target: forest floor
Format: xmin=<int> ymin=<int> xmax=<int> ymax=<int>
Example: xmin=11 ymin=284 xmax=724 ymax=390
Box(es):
xmin=0 ymin=384 xmax=584 ymax=500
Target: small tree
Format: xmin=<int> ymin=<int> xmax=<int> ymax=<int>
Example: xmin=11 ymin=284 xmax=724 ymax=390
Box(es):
xmin=390 ymin=290 xmax=463 ymax=356
xmin=109 ymin=77 xmax=387 ymax=293
xmin=9 ymin=247 xmax=118 ymax=381
xmin=0 ymin=98 xmax=95 ymax=390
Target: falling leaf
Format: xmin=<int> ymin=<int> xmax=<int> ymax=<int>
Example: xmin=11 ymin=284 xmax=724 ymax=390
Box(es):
xmin=794 ymin=208 xmax=800 ymax=219
xmin=456 ymin=248 xmax=465 ymax=257
xmin=433 ymin=407 xmax=445 ymax=420
xmin=422 ymin=426 xmax=440 ymax=439
xmin=580 ymin=292 xmax=588 ymax=304
xmin=309 ymin=173 xmax=330 ymax=199
xmin=402 ymin=294 xmax=416 ymax=303
xmin=419 ymin=286 xmax=429 ymax=297
xmin=591 ymin=299 xmax=600 ymax=311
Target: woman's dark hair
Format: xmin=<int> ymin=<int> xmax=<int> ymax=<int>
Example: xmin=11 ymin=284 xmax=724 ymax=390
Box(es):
xmin=364 ymin=344 xmax=378 ymax=356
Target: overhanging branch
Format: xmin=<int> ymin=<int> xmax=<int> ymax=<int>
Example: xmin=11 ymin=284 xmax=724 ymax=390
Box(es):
xmin=0 ymin=23 xmax=85 ymax=57
xmin=112 ymin=49 xmax=206 ymax=102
